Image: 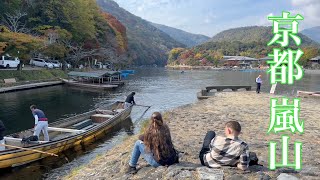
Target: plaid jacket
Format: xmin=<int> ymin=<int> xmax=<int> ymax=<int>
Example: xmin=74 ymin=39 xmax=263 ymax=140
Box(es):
xmin=203 ymin=135 xmax=249 ymax=169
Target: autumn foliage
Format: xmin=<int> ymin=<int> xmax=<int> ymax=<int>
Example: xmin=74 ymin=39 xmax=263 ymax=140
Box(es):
xmin=101 ymin=12 xmax=128 ymax=54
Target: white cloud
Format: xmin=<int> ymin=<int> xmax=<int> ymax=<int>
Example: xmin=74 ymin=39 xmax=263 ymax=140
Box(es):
xmin=258 ymin=13 xmax=273 ymax=26
xmin=291 ymin=0 xmax=320 ymax=30
xmin=291 ymin=0 xmax=318 ymax=6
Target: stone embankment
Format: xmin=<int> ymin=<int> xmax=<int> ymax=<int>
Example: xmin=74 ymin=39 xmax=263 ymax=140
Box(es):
xmin=64 ymin=91 xmax=320 ymax=180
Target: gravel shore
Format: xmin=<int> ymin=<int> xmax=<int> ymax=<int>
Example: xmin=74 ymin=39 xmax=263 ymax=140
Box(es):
xmin=63 ymin=91 xmax=320 ymax=180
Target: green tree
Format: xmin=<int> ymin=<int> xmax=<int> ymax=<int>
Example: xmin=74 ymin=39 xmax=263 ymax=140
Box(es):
xmin=300 ymin=47 xmax=320 ymax=67
xmin=0 ymin=30 xmax=43 ymax=60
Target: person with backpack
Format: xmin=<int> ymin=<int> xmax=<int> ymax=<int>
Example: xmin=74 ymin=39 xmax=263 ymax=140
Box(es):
xmin=199 ymin=121 xmax=250 ymax=170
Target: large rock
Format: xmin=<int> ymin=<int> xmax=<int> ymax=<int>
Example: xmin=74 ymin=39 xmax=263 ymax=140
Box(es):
xmin=196 ymin=167 xmax=224 ymax=180
xmin=299 ymin=165 xmax=320 ymax=177
xmin=277 ymin=173 xmax=299 ymax=180
xmin=228 ymin=174 xmax=248 ymax=180
xmin=165 ymin=163 xmax=197 ymax=179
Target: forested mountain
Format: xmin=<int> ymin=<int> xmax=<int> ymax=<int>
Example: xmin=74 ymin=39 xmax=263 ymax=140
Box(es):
xmin=210 ymin=26 xmax=318 ymax=46
xmin=151 ymin=23 xmax=210 ymax=47
xmin=0 ymin=0 xmax=129 ymax=67
xmin=97 ymin=0 xmax=185 ymax=66
xmin=301 ymin=26 xmax=320 ymax=43
xmin=168 ymin=26 xmax=320 ymax=66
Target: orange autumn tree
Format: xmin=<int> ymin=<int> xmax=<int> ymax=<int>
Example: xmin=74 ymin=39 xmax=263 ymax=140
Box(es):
xmin=101 ymin=12 xmax=128 ymax=54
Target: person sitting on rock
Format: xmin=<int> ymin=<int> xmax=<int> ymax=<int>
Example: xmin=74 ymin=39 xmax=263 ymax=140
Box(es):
xmin=199 ymin=121 xmax=249 ymax=170
xmin=126 ymin=112 xmax=178 ymax=174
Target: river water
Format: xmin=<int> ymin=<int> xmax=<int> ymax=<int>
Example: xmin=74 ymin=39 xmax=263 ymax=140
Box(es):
xmin=0 ymin=68 xmax=319 ymax=179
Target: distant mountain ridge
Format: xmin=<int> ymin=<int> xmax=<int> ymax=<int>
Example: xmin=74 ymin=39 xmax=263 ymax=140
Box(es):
xmin=301 ymin=26 xmax=320 ymax=43
xmin=151 ymin=23 xmax=210 ymax=47
xmin=168 ymin=26 xmax=320 ymax=66
xmin=97 ymin=0 xmax=185 ymax=66
xmin=210 ymin=26 xmax=319 ymax=46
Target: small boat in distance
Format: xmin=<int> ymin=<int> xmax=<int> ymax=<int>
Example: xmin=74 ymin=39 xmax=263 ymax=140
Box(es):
xmin=0 ymin=101 xmax=132 ymax=169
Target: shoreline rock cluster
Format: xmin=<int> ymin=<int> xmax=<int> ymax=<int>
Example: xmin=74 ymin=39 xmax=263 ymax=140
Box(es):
xmin=63 ymin=91 xmax=320 ymax=180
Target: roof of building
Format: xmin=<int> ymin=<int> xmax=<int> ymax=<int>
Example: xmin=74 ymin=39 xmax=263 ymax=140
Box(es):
xmin=259 ymin=56 xmax=273 ymax=60
xmin=310 ymin=56 xmax=320 ymax=60
xmin=223 ymin=56 xmax=258 ymax=61
xmin=68 ymin=71 xmax=120 ymax=78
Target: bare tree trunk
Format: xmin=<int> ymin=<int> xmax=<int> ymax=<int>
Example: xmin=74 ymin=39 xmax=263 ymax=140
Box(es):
xmin=3 ymin=10 xmax=28 ymax=33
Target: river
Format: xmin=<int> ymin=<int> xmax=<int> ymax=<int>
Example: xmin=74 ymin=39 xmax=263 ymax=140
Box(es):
xmin=0 ymin=68 xmax=319 ymax=179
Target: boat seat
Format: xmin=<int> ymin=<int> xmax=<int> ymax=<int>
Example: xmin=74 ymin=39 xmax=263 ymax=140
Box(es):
xmin=81 ymin=124 xmax=95 ymax=130
xmin=91 ymin=114 xmax=114 ymax=123
xmin=71 ymin=119 xmax=93 ymax=130
xmin=115 ymin=109 xmax=124 ymax=113
xmin=95 ymin=109 xmax=114 ymax=115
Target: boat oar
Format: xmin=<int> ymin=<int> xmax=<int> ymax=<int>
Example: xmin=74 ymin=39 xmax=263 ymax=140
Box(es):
xmin=135 ymin=105 xmax=151 ymax=124
xmin=134 ymin=104 xmax=151 ymax=108
xmin=0 ymin=143 xmax=58 ymax=157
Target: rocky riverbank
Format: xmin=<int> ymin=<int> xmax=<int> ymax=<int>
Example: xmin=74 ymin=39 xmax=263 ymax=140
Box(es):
xmin=63 ymin=91 xmax=320 ymax=180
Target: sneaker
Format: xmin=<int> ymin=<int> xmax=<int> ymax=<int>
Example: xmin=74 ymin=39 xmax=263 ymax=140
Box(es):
xmin=125 ymin=165 xmax=137 ymax=174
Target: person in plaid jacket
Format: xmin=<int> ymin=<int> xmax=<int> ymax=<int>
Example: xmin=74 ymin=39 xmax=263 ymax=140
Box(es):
xmin=199 ymin=121 xmax=250 ymax=170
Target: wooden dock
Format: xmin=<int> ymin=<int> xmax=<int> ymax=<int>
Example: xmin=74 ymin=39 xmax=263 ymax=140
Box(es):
xmin=197 ymin=85 xmax=252 ymax=99
xmin=0 ymin=81 xmax=63 ymax=93
xmin=297 ymin=90 xmax=320 ymax=98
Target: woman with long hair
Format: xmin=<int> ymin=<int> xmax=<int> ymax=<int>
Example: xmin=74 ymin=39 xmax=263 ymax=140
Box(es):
xmin=127 ymin=112 xmax=178 ymax=174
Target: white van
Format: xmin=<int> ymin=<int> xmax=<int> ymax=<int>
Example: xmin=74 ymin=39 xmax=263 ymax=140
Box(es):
xmin=0 ymin=56 xmax=20 ymax=68
xmin=30 ymin=58 xmax=54 ymax=69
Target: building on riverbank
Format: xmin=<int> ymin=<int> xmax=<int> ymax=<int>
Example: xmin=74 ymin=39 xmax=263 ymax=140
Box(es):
xmin=222 ymin=56 xmax=259 ymax=67
xmin=310 ymin=56 xmax=320 ymax=67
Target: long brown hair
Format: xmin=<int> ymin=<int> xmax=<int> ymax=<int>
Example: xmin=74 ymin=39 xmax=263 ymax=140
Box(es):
xmin=144 ymin=112 xmax=174 ymax=161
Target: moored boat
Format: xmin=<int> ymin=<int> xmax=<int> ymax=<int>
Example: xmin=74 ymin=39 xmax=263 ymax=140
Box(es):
xmin=0 ymin=101 xmax=132 ymax=169
xmin=62 ymin=79 xmax=118 ymax=90
xmin=63 ymin=71 xmax=125 ymax=90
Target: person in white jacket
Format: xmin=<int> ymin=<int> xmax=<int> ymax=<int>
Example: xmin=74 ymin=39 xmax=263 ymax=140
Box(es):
xmin=256 ymin=75 xmax=262 ymax=93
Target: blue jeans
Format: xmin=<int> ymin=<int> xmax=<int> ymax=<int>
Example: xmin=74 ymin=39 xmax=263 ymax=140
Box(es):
xmin=129 ymin=140 xmax=161 ymax=167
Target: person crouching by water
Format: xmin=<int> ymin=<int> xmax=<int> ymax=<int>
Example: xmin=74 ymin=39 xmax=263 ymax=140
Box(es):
xmin=0 ymin=120 xmax=6 ymax=151
xmin=124 ymin=92 xmax=136 ymax=108
xmin=199 ymin=121 xmax=249 ymax=171
xmin=126 ymin=112 xmax=178 ymax=174
xmin=256 ymin=74 xmax=262 ymax=94
xmin=30 ymin=105 xmax=49 ymax=141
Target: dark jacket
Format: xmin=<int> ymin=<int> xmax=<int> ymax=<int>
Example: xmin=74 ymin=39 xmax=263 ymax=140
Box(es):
xmin=0 ymin=120 xmax=5 ymax=140
xmin=33 ymin=109 xmax=47 ymax=119
xmin=125 ymin=94 xmax=135 ymax=104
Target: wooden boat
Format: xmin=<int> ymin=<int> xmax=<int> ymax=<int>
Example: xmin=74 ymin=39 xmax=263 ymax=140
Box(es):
xmin=297 ymin=90 xmax=320 ymax=98
xmin=62 ymin=79 xmax=118 ymax=90
xmin=0 ymin=101 xmax=132 ymax=169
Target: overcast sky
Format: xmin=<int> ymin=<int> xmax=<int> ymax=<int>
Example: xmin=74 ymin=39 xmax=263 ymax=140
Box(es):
xmin=113 ymin=0 xmax=320 ymax=37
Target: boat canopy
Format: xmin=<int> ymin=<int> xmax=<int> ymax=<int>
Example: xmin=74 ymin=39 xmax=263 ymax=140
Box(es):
xmin=68 ymin=71 xmax=120 ymax=78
